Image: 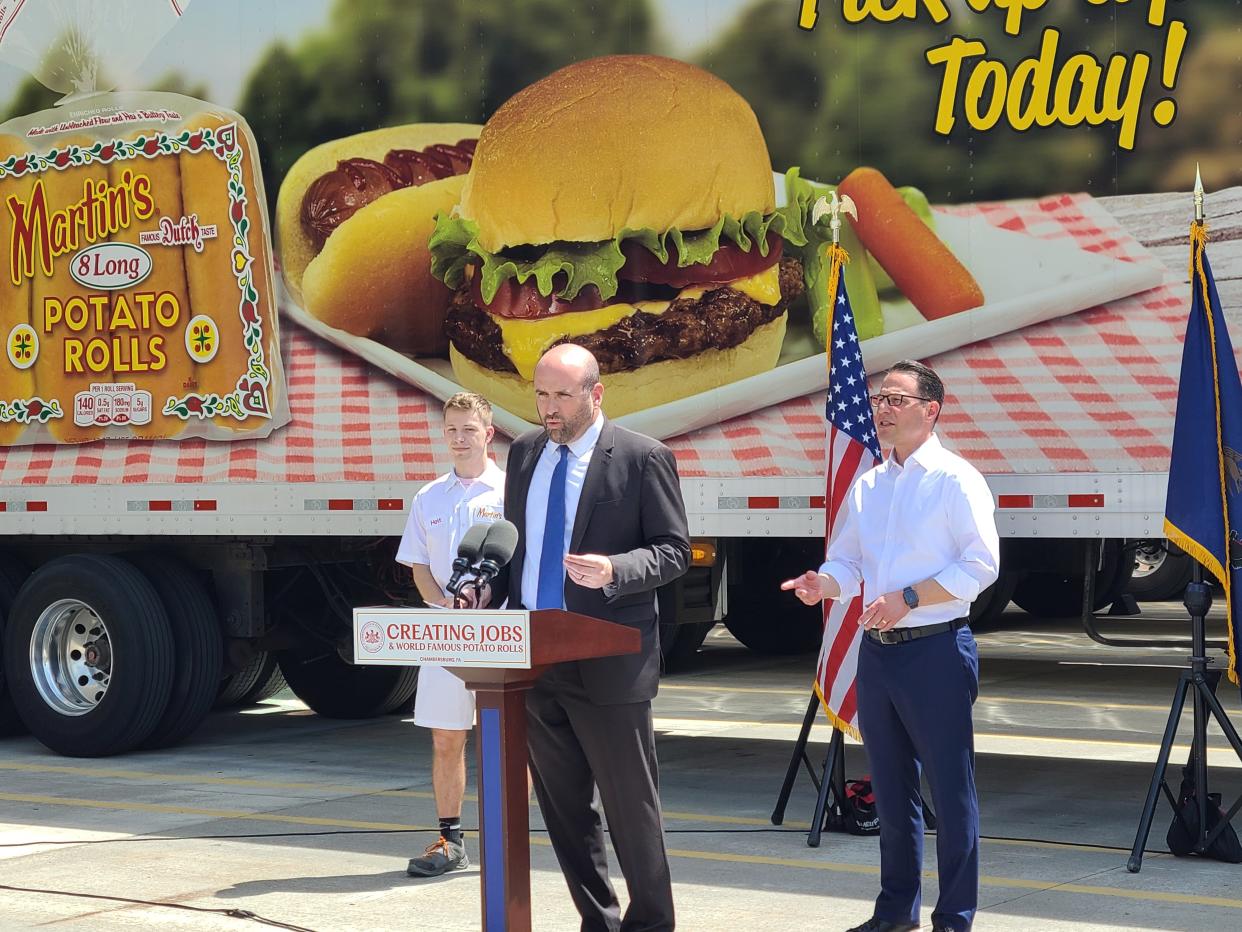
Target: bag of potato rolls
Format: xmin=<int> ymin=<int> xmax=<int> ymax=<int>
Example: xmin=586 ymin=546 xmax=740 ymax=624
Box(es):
xmin=0 ymin=0 xmax=288 ymax=445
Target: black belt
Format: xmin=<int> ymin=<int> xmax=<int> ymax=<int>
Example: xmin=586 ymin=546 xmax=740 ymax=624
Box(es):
xmin=864 ymin=617 xmax=969 ymax=645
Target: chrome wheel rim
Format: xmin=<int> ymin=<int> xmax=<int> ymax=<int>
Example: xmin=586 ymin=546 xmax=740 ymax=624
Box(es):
xmin=28 ymin=599 xmax=111 ymax=715
xmin=1133 ymin=542 xmax=1167 ymax=580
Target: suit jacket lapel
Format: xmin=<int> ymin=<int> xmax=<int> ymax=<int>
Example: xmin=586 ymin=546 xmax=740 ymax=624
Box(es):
xmin=508 ymin=432 xmax=548 ymax=583
xmin=570 ymin=418 xmax=614 ymax=553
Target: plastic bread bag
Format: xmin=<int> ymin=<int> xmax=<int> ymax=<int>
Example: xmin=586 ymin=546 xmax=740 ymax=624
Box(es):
xmin=0 ymin=0 xmax=288 ymax=445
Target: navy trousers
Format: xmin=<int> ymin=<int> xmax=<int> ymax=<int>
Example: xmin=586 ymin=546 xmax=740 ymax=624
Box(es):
xmin=856 ymin=624 xmax=980 ymax=932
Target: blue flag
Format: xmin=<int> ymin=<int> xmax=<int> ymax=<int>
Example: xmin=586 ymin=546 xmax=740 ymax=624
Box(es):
xmin=1164 ymin=224 xmax=1241 ymax=685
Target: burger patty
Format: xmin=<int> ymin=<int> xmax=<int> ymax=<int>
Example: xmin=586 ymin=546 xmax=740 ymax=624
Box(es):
xmin=446 ymin=256 xmax=805 ymax=375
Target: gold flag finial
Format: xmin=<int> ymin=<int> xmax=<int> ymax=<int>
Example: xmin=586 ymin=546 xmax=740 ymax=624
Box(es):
xmin=1194 ymin=163 xmax=1205 ymax=224
xmin=811 ymin=190 xmax=858 ymax=246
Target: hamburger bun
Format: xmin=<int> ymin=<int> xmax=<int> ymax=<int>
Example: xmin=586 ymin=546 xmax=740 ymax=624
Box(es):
xmin=448 ymin=312 xmax=787 ymax=422
xmin=460 ymin=55 xmax=775 ymax=252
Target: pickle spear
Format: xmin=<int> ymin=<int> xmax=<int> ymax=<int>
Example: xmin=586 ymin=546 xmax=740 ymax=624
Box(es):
xmin=805 ymin=182 xmax=884 ymax=348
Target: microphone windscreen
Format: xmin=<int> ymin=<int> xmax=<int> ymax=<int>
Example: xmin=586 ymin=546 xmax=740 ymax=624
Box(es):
xmin=480 ymin=520 xmax=520 ymax=566
xmin=456 ymin=523 xmax=490 ymax=561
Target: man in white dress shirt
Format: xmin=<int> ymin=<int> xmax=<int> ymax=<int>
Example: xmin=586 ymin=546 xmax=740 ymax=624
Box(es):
xmin=396 ymin=392 xmax=505 ymax=877
xmin=783 ymin=360 xmax=999 ymax=932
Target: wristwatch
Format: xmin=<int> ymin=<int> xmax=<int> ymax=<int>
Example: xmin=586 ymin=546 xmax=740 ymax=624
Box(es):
xmin=902 ymin=586 xmax=920 ymax=610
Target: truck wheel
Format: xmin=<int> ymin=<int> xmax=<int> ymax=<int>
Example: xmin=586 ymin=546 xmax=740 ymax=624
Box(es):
xmin=215 ymin=650 xmax=269 ymax=709
xmin=722 ymin=540 xmax=823 ymax=655
xmin=1011 ymin=539 xmax=1134 ymax=618
xmin=277 ymin=644 xmax=418 ymax=719
xmin=241 ymin=653 xmax=288 ymax=704
xmin=0 ymin=557 xmax=32 ymax=736
xmin=660 ymin=621 xmax=715 ymax=672
xmin=966 ymin=572 xmax=1018 ymax=632
xmin=127 ymin=555 xmax=224 ymax=749
xmin=1129 ymin=540 xmax=1194 ymax=602
xmin=2 ymin=555 xmax=174 ymax=757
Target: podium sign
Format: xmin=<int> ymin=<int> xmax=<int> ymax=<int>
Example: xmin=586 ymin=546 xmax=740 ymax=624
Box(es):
xmin=349 ymin=605 xmax=639 ymax=932
xmin=352 ymin=607 xmax=530 ymax=668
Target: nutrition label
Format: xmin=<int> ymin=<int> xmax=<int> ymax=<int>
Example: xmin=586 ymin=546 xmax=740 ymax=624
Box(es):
xmin=73 ymin=383 xmax=154 ymax=427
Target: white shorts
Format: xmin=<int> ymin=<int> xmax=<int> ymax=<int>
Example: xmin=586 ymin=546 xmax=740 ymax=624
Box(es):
xmin=413 ymin=664 xmax=475 ymax=730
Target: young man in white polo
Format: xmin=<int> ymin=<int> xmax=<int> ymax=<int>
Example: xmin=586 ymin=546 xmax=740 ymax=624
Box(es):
xmin=396 ymin=392 xmax=504 ymax=877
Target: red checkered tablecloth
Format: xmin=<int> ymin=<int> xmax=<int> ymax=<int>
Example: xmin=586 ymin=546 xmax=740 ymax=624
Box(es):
xmin=0 ymin=192 xmax=1190 ymax=487
xmin=671 ymin=193 xmax=1188 ymax=477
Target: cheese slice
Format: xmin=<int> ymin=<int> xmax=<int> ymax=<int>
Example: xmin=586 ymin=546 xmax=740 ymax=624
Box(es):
xmin=496 ymin=264 xmax=783 ymax=380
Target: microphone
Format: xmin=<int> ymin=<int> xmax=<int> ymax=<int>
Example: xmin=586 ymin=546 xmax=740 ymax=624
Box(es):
xmin=445 ymin=523 xmax=490 ymax=597
xmin=473 ymin=520 xmax=520 ymax=589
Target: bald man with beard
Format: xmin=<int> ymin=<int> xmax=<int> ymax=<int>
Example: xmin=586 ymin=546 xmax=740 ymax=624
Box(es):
xmin=486 ymin=344 xmax=690 ymax=932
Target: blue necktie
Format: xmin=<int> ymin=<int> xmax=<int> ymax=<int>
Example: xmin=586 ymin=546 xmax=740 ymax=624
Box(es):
xmin=536 ymin=445 xmax=569 ymax=610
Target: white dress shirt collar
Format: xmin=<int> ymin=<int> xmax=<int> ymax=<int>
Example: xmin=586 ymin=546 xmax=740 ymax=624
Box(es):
xmin=449 ymin=458 xmax=505 ymax=491
xmin=546 ymin=412 xmax=605 ymax=458
xmin=883 ymin=432 xmax=945 ymax=474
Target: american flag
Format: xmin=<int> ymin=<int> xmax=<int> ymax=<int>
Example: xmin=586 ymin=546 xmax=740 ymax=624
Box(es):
xmin=814 ymin=261 xmax=882 ymax=740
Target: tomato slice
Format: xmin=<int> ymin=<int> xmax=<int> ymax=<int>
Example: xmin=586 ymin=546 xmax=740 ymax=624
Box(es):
xmin=619 ymin=234 xmax=781 ymax=287
xmin=470 ymin=274 xmax=605 ymax=320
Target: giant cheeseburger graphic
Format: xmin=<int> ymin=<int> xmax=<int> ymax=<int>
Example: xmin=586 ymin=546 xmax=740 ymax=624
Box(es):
xmin=429 ymin=55 xmax=821 ymax=421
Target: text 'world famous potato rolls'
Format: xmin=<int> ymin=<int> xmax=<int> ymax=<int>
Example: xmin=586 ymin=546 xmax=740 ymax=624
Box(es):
xmin=0 ymin=134 xmax=35 ymax=445
xmin=276 ymin=123 xmax=481 ymax=355
xmin=839 ymin=166 xmax=984 ymax=321
xmin=180 ymin=110 xmax=284 ymax=432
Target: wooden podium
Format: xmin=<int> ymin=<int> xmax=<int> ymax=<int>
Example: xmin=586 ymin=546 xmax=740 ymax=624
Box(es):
xmin=451 ymin=609 xmax=639 ymax=932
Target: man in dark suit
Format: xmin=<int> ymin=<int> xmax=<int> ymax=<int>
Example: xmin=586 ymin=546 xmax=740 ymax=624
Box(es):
xmin=494 ymin=343 xmax=689 ymax=932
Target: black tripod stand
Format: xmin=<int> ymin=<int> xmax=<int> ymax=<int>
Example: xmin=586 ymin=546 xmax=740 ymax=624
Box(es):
xmin=771 ymin=694 xmax=847 ymax=846
xmin=1128 ymin=566 xmax=1242 ymax=872
xmin=771 ymin=692 xmax=935 ymax=846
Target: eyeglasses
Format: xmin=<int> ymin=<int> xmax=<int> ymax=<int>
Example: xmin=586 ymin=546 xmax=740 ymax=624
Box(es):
xmin=869 ymin=393 xmax=932 ymax=409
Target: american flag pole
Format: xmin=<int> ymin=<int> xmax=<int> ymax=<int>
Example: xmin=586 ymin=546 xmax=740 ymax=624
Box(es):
xmin=771 ymin=190 xmax=881 ymax=835
xmin=812 ymin=191 xmax=882 ymax=743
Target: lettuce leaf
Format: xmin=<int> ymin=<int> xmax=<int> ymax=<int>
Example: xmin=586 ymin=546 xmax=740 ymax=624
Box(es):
xmin=429 ymin=168 xmax=829 ymax=305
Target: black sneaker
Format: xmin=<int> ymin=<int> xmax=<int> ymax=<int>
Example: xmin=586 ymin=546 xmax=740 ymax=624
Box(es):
xmin=406 ymin=836 xmax=469 ymax=877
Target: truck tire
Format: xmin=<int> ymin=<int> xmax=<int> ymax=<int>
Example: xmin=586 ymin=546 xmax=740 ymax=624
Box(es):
xmin=722 ymin=540 xmax=823 ymax=655
xmin=241 ymin=653 xmax=288 ymax=704
xmin=656 ymin=581 xmax=714 ymax=671
xmin=0 ymin=557 xmax=32 ymax=736
xmin=660 ymin=621 xmax=715 ymax=672
xmin=277 ymin=644 xmax=418 ymax=719
xmin=2 ymin=554 xmax=174 ymax=757
xmin=1129 ymin=540 xmax=1194 ymax=602
xmin=127 ymin=554 xmax=224 ymax=749
xmin=1011 ymin=539 xmax=1134 ymax=618
xmin=966 ymin=572 xmax=1018 ymax=632
xmin=215 ymin=650 xmax=269 ymax=709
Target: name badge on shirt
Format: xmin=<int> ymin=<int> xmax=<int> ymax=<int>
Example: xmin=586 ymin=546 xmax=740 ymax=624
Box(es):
xmin=473 ymin=505 xmax=503 ymax=524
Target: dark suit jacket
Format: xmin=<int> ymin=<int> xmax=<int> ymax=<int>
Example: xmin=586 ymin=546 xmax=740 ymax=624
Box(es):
xmin=503 ymin=417 xmax=690 ymax=704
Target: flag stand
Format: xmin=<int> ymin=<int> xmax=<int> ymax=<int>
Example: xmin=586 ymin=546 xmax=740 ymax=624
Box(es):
xmin=771 ymin=693 xmax=847 ymax=846
xmin=1127 ymin=562 xmax=1242 ymax=872
xmin=771 ymin=691 xmax=936 ymax=846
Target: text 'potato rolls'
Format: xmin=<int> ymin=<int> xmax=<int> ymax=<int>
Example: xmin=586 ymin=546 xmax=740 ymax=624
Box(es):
xmin=0 ymin=91 xmax=288 ymax=446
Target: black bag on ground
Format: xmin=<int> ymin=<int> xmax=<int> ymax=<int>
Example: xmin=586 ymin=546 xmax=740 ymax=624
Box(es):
xmin=843 ymin=778 xmax=881 ymax=835
xmin=1166 ymin=765 xmax=1242 ymax=863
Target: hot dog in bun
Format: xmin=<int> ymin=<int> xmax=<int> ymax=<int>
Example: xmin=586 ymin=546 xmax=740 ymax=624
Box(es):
xmin=276 ymin=123 xmax=482 ymax=354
